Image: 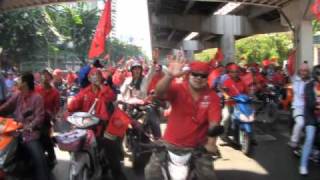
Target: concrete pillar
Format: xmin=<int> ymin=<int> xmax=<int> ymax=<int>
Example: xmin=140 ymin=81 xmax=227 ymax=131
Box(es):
xmin=295 ymin=20 xmax=313 ymax=68
xmin=219 ymin=15 xmax=236 ymax=65
xmin=220 ymin=33 xmax=235 ymax=65
xmin=184 ymin=50 xmax=194 ymax=60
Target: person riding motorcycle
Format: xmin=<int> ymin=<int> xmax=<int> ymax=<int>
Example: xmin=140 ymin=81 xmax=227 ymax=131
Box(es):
xmin=299 ymin=65 xmax=320 ymax=175
xmin=67 ymin=68 xmax=128 ymax=180
xmin=145 ymin=59 xmax=222 ymax=180
xmin=241 ymin=64 xmax=266 ymax=97
xmin=288 ymin=63 xmax=310 ymax=148
xmin=119 ymin=51 xmax=161 ymax=139
xmin=0 ymin=72 xmax=50 ymax=180
xmin=220 ymin=63 xmax=246 ymax=140
xmin=35 ymin=69 xmax=60 ymax=167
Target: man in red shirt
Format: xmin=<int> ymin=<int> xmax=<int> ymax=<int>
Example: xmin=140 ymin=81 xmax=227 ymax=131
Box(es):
xmin=241 ymin=64 xmax=266 ymax=96
xmin=147 ymin=64 xmax=165 ymax=94
xmin=220 ymin=63 xmax=246 ymax=140
xmin=67 ymin=68 xmax=127 ymax=180
xmin=35 ymin=70 xmax=60 ymax=166
xmin=145 ymin=59 xmax=221 ymax=180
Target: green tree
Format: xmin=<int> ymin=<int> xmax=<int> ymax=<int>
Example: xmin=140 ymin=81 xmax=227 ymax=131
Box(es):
xmin=0 ymin=2 xmax=146 ymax=71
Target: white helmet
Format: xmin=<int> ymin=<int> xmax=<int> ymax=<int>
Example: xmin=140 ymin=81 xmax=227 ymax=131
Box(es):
xmin=130 ymin=60 xmax=143 ymax=71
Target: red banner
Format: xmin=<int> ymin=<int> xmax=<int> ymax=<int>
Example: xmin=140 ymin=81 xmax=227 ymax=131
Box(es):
xmin=88 ymin=0 xmax=112 ymax=59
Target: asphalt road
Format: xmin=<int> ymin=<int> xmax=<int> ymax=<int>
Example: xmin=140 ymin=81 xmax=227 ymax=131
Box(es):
xmin=52 ymin=118 xmax=320 ymax=180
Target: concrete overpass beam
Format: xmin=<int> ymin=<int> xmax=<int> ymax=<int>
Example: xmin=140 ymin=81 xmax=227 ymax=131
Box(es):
xmin=282 ymin=0 xmax=314 ymax=68
xmin=152 ymin=14 xmax=255 ymax=35
xmin=151 ymin=14 xmax=203 ymax=32
xmin=296 ymin=20 xmax=313 ymax=67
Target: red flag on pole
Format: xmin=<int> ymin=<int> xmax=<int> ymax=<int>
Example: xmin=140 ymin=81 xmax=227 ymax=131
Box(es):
xmin=88 ymin=0 xmax=112 ymax=59
xmin=209 ymin=48 xmax=224 ymax=68
xmin=287 ymin=49 xmax=296 ymax=76
xmin=214 ymin=48 xmax=224 ymax=62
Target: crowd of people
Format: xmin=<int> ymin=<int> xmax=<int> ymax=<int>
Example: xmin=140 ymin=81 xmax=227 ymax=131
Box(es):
xmin=0 ymin=49 xmax=319 ymax=179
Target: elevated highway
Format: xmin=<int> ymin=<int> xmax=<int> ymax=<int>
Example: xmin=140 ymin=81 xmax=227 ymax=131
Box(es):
xmin=0 ymin=0 xmax=317 ymax=66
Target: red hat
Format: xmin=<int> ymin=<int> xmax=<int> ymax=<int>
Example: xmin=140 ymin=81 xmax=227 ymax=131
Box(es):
xmin=262 ymin=59 xmax=272 ymax=67
xmin=227 ymin=64 xmax=240 ymax=71
xmin=189 ymin=61 xmax=210 ymax=74
xmin=89 ymin=68 xmax=102 ymax=77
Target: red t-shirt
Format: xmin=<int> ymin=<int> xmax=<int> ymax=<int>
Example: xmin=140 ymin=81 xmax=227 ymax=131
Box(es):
xmin=162 ymin=81 xmax=221 ymax=148
xmin=35 ymin=85 xmax=60 ymax=115
xmin=68 ymin=85 xmax=116 ymax=121
xmin=222 ymin=76 xmax=246 ymax=97
xmin=112 ymin=70 xmax=126 ymax=87
xmin=147 ymin=72 xmax=164 ymax=94
xmin=241 ymin=72 xmax=266 ymax=93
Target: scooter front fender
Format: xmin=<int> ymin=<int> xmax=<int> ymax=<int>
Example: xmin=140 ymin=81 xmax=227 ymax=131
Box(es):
xmin=69 ymin=152 xmax=91 ymax=176
xmin=240 ymin=123 xmax=253 ymax=134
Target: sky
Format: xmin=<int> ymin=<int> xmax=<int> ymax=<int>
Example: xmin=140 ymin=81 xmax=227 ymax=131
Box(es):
xmin=98 ymin=0 xmax=152 ymax=58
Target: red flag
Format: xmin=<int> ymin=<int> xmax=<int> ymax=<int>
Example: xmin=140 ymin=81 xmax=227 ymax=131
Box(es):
xmin=287 ymin=49 xmax=296 ymax=76
xmin=312 ymin=0 xmax=320 ymax=20
xmin=214 ymin=48 xmax=224 ymax=62
xmin=106 ymin=107 xmax=131 ymax=137
xmin=88 ymin=0 xmax=112 ymax=59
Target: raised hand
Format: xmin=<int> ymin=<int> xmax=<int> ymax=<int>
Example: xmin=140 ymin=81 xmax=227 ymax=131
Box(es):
xmin=152 ymin=48 xmax=160 ymax=63
xmin=167 ymin=56 xmax=187 ymax=77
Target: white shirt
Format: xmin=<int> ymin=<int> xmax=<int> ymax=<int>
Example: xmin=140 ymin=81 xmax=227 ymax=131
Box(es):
xmin=118 ymin=64 xmax=156 ymax=101
xmin=291 ymin=75 xmax=310 ymax=109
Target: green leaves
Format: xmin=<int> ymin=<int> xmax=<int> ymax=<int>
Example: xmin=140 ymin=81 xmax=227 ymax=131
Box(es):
xmin=235 ymin=33 xmax=293 ymax=65
xmin=0 ymin=2 xmax=145 ymax=70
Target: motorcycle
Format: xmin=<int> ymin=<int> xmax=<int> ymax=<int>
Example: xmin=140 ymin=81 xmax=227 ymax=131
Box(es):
xmin=0 ymin=116 xmax=53 ymax=179
xmin=55 ymin=112 xmax=108 ymax=180
xmin=118 ymin=99 xmax=160 ymax=173
xmin=229 ymin=94 xmax=255 ymax=155
xmin=144 ymin=126 xmax=224 ymax=180
xmin=255 ymin=83 xmax=283 ymax=124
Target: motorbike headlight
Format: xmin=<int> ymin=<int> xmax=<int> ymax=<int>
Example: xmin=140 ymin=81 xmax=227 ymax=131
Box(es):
xmin=239 ymin=114 xmax=255 ymax=122
xmin=248 ymin=114 xmax=255 ymax=122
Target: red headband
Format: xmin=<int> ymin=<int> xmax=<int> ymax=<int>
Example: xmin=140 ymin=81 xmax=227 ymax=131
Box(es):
xmin=227 ymin=64 xmax=240 ymax=71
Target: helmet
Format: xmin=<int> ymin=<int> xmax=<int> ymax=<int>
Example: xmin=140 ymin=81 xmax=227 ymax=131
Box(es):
xmin=130 ymin=61 xmax=143 ymax=71
xmin=312 ymin=65 xmax=320 ymax=80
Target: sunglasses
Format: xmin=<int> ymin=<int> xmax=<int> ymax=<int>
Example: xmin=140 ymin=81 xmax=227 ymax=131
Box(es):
xmin=191 ymin=72 xmax=208 ymax=79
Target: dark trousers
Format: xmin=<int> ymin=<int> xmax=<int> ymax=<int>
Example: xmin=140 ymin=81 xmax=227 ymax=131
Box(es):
xmin=41 ymin=117 xmax=56 ymax=164
xmin=145 ymin=107 xmax=161 ymax=139
xmin=40 ymin=131 xmax=56 ymax=163
xmin=23 ymin=140 xmax=50 ymax=180
xmin=101 ymin=138 xmax=127 ymax=180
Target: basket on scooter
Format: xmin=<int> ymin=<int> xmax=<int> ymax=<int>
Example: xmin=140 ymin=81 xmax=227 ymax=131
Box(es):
xmin=55 ymin=129 xmax=87 ymax=152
